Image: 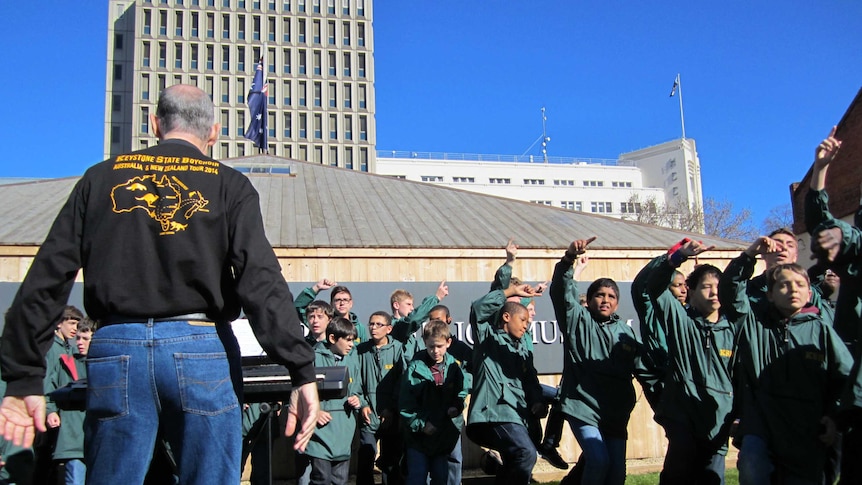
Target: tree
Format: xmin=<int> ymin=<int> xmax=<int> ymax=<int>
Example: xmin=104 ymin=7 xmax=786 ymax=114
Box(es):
xmin=761 ymin=203 xmax=794 ymax=234
xmin=621 ymin=193 xmax=703 ymax=233
xmin=623 ymin=194 xmax=758 ymax=241
xmin=703 ymin=197 xmax=758 ymax=241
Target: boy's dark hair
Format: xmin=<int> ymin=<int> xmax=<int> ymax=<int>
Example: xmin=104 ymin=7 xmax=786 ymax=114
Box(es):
xmin=422 ymin=319 xmax=451 ymax=342
xmin=766 ymin=263 xmax=810 ymax=292
xmin=768 ymin=227 xmax=795 ymax=239
xmin=326 ymin=316 xmax=357 ymax=340
xmin=501 ymin=301 xmax=528 ymax=322
xmin=429 ymin=304 xmax=450 ymax=318
xmin=686 ymin=264 xmax=722 ymax=292
xmin=369 ymin=311 xmax=392 ymax=326
xmin=61 ymin=306 xmax=84 ymax=323
xmin=330 ymin=286 xmax=352 ymax=302
xmin=586 ymin=278 xmax=620 ymax=301
xmin=307 ymin=300 xmax=335 ymax=319
xmin=77 ymin=317 xmax=95 ymax=334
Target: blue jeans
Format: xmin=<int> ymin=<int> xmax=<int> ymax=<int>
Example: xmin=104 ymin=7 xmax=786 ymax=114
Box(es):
xmin=405 ymin=447 xmax=448 ymax=485
xmin=467 ymin=422 xmax=536 ymax=485
xmin=566 ymin=416 xmax=626 ymax=485
xmin=84 ymin=320 xmax=242 ymax=485
xmin=64 ymin=458 xmax=86 ymax=485
xmin=447 ymin=435 xmax=462 ymax=485
xmin=738 ymin=434 xmax=822 ymax=485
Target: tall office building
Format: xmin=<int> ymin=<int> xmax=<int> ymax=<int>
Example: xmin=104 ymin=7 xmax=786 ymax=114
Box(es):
xmin=105 ymin=0 xmax=376 ymax=171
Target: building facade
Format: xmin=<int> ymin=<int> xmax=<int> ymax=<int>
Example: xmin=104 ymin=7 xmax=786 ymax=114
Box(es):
xmin=105 ymin=0 xmax=376 ymax=171
xmin=376 ymin=138 xmax=704 ymax=220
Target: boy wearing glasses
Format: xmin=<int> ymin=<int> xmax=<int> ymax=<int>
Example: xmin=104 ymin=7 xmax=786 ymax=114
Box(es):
xmin=330 ymin=286 xmax=370 ymax=344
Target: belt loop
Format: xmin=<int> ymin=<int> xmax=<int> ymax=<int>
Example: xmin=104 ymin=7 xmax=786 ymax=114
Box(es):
xmin=147 ymin=318 xmax=155 ymax=327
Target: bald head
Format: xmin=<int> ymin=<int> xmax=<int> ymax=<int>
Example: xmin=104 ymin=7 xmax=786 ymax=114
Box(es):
xmin=154 ymin=85 xmax=216 ymax=143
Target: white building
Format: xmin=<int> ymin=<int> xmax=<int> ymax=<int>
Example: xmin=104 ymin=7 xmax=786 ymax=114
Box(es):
xmin=376 ymin=138 xmax=703 ymax=220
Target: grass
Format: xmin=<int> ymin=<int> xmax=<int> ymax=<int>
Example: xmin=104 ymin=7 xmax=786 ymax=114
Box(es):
xmin=540 ymin=468 xmax=739 ymax=485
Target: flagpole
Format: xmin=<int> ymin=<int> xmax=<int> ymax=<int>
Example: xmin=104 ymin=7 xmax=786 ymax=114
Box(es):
xmin=676 ymin=73 xmax=686 ymax=140
xmin=262 ymin=43 xmax=268 ymax=154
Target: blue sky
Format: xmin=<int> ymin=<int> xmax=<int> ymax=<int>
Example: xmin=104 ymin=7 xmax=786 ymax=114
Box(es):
xmin=1 ymin=1 xmax=860 ymax=226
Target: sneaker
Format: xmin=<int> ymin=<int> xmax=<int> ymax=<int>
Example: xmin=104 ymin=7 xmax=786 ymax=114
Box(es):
xmin=537 ymin=443 xmax=569 ymax=470
xmin=480 ymin=450 xmax=503 ymax=475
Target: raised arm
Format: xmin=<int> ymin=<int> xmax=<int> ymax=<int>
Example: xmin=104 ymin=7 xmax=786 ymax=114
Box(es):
xmin=806 ymin=127 xmax=841 ymax=232
xmin=391 ymin=280 xmax=448 ymax=342
xmin=549 ymin=238 xmax=595 ymax=334
xmin=719 ymin=238 xmax=773 ymax=321
xmin=491 ymin=238 xmax=518 ymax=291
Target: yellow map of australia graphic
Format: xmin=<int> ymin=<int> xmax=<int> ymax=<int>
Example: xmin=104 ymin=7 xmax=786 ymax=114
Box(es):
xmin=111 ymin=175 xmax=209 ymax=235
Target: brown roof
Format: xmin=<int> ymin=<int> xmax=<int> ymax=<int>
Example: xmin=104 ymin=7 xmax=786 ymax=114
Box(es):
xmin=0 ymin=156 xmax=746 ymax=250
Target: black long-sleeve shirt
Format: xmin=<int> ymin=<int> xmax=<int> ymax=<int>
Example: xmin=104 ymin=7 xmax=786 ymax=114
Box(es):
xmin=1 ymin=139 xmax=314 ymax=396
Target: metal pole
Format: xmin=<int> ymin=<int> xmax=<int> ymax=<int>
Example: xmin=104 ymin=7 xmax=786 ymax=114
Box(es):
xmin=676 ymin=73 xmax=686 ymax=140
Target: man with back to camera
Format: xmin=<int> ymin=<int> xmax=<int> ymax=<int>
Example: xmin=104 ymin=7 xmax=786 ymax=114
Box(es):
xmin=0 ymin=84 xmax=319 ymax=485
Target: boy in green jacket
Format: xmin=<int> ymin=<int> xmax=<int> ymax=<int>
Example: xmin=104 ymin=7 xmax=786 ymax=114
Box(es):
xmin=465 ymin=282 xmax=546 ymax=485
xmin=551 ymin=237 xmax=655 ymax=485
xmin=400 ymin=319 xmax=468 ymax=485
xmin=300 ymin=317 xmax=364 ymax=485
xmin=635 ymin=240 xmax=736 ymax=484
xmin=720 ymin=236 xmax=852 ymax=485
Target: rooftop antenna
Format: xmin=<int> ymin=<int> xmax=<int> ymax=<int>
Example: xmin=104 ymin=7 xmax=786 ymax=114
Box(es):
xmin=520 ymin=106 xmax=551 ymax=162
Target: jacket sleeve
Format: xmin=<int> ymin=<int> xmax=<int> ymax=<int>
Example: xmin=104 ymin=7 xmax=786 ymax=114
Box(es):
xmin=491 ymin=263 xmax=512 ymax=292
xmin=805 ymin=188 xmax=834 ymax=234
xmin=470 ymin=290 xmax=506 ymax=343
xmin=292 ymin=286 xmax=319 ymax=323
xmin=227 ymin=178 xmax=315 ymax=387
xmin=399 ymin=362 xmax=428 ymax=433
xmin=550 ymin=258 xmax=583 ymax=335
xmin=391 ymin=294 xmax=439 ymax=343
xmin=2 ymin=180 xmax=85 ymax=397
xmin=718 ymin=252 xmax=757 ymax=324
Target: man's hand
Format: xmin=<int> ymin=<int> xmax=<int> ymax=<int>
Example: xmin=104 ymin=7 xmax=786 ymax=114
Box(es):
xmin=814 ymin=227 xmax=843 ymax=263
xmin=436 ymin=280 xmax=449 ymax=301
xmin=284 ymin=381 xmax=320 ymax=452
xmin=46 ymin=412 xmax=61 ymax=429
xmin=313 ymin=278 xmax=337 ymax=293
xmin=0 ymin=395 xmax=46 ymax=448
xmin=814 ymin=126 xmax=842 ymax=170
xmin=506 ymin=238 xmax=518 ymax=264
xmin=566 ymin=237 xmax=597 ymax=258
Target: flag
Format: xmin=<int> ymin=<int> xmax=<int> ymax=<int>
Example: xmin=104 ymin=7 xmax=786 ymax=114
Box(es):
xmin=669 ymin=75 xmax=679 ymax=97
xmin=244 ymin=59 xmax=268 ymax=149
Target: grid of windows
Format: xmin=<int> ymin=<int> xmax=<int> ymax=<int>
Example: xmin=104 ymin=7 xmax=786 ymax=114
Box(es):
xmin=489 ymin=178 xmax=511 ymax=184
xmin=612 ymin=181 xmax=633 ymax=188
xmin=583 ymin=180 xmax=604 ymax=187
xmin=421 ymin=176 xmax=444 ymax=182
xmin=590 ymin=201 xmax=612 ymax=213
xmin=524 ymin=179 xmax=545 ymax=185
xmin=554 ymin=179 xmax=575 ymax=186
xmin=453 ymin=177 xmax=475 ymax=183
xmin=113 ymin=1 xmax=376 ymax=169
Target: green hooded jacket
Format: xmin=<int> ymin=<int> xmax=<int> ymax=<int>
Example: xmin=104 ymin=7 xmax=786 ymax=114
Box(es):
xmin=550 ymin=258 xmax=654 ymax=438
xmin=305 ymin=342 xmax=365 ymax=461
xmin=466 ymin=289 xmax=543 ymax=427
xmin=639 ymin=254 xmax=736 ymax=452
xmin=400 ymin=352 xmax=468 ymax=457
xmin=720 ymin=252 xmax=852 ymax=481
